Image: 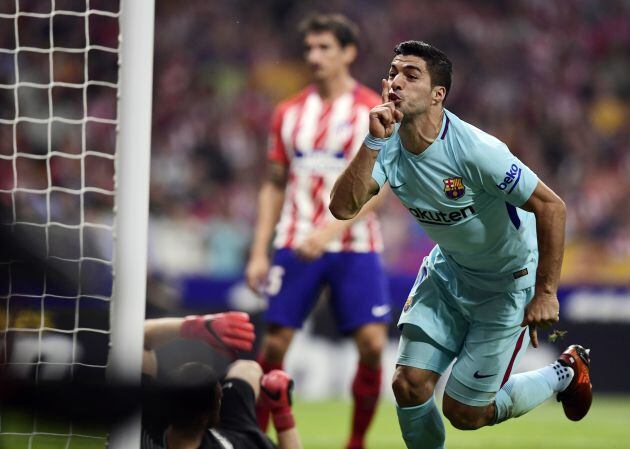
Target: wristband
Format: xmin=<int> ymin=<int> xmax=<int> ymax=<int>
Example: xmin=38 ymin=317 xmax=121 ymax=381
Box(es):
xmin=363 ymin=133 xmax=390 ymax=151
xmin=272 ymin=411 xmax=295 ymax=432
xmin=180 ymin=315 xmax=205 ymax=340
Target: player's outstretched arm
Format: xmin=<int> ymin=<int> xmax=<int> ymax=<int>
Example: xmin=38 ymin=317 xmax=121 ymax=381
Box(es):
xmin=246 ymin=162 xmax=288 ymax=293
xmin=520 ymin=180 xmax=567 ymax=347
xmin=330 ymin=79 xmax=402 ymax=220
xmin=142 ymin=313 xmax=255 ymax=376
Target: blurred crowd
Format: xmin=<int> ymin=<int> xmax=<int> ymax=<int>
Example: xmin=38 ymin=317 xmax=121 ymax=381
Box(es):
xmin=1 ymin=0 xmax=628 ymax=284
xmin=150 ymin=0 xmax=629 ymax=282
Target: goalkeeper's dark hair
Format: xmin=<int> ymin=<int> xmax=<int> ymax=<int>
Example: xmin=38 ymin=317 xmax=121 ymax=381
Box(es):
xmin=394 ymin=40 xmax=453 ymax=99
xmin=298 ymin=13 xmax=360 ymax=48
xmin=166 ymin=362 xmax=220 ymax=429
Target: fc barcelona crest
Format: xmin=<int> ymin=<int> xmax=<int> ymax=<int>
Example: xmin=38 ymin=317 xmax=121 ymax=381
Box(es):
xmin=443 ymin=176 xmax=465 ymax=200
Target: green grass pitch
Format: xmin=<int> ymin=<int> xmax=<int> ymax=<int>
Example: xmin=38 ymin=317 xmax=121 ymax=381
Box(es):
xmin=1 ymin=395 xmax=628 ymax=448
xmin=292 ymin=395 xmax=629 ymax=449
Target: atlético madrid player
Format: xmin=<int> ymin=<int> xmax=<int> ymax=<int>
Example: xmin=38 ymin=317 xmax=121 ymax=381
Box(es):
xmin=246 ymin=13 xmax=390 ymax=449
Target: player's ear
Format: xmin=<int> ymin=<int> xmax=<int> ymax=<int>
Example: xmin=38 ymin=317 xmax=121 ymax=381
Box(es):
xmin=432 ymin=86 xmax=446 ymax=105
xmin=342 ymin=44 xmax=357 ymax=65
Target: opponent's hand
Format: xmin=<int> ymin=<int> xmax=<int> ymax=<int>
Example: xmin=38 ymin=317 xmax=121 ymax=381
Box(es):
xmin=521 ymin=292 xmax=560 ymax=348
xmin=259 ymin=369 xmax=294 ymax=411
xmin=368 ymin=79 xmax=404 ymax=139
xmin=295 ymin=228 xmax=331 ymax=261
xmin=245 ymin=253 xmax=270 ymax=294
xmin=180 ymin=312 xmax=255 ymax=357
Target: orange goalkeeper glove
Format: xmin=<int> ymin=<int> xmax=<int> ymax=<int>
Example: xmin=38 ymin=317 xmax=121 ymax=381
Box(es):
xmin=180 ymin=312 xmax=255 ymax=357
xmin=259 ymin=369 xmax=295 ymax=432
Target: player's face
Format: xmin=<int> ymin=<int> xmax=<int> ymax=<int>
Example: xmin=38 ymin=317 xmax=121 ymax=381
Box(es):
xmin=303 ymin=31 xmax=356 ymax=81
xmin=387 ymin=55 xmax=437 ymax=116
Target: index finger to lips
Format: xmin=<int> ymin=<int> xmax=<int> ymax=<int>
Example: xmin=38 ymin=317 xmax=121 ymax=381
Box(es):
xmin=381 ymin=79 xmax=389 ymax=103
xmin=382 ymin=101 xmax=396 ymax=112
xmin=529 ymin=326 xmax=538 ymax=348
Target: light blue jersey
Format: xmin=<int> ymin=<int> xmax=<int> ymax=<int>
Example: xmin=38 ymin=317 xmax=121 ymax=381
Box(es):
xmin=372 ymin=109 xmax=539 ymax=292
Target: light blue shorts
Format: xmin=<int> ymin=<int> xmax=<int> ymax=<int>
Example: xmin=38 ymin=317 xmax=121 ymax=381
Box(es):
xmin=397 ymin=249 xmax=532 ymax=406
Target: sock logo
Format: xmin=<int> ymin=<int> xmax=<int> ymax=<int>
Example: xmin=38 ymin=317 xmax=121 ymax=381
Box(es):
xmin=473 ymin=370 xmax=497 ymax=379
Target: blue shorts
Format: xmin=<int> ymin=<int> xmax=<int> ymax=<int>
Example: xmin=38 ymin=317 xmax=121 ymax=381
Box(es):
xmin=265 ymin=249 xmax=391 ymax=334
xmin=397 ymin=247 xmax=532 ymax=406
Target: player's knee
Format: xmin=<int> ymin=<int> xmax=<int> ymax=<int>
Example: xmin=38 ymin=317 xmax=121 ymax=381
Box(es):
xmin=392 ymin=366 xmax=435 ymax=407
xmin=261 ymin=326 xmax=294 ymax=363
xmin=355 ymin=323 xmax=387 ymax=367
xmin=226 ymin=360 xmax=263 ymax=399
xmin=357 ymin=336 xmax=385 ymax=366
xmin=442 ymin=397 xmax=488 ymax=430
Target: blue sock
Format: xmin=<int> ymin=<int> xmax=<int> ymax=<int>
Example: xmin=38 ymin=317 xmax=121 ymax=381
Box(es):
xmin=396 ymin=396 xmax=445 ymax=449
xmin=493 ymin=361 xmax=574 ymax=423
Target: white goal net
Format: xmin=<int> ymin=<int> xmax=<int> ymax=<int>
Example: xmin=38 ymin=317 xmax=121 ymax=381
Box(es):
xmin=0 ymin=0 xmax=152 ymax=448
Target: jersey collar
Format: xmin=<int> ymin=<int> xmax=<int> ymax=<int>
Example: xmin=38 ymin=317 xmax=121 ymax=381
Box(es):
xmin=398 ymin=110 xmax=449 ymax=161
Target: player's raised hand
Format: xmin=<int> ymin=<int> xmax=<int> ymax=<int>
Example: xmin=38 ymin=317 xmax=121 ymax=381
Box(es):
xmin=259 ymin=369 xmax=294 ymax=411
xmin=368 ymin=79 xmax=404 ymax=138
xmin=521 ymin=292 xmax=560 ymax=348
xmin=180 ymin=312 xmax=255 ymax=357
xmin=245 ymin=254 xmax=270 ymax=294
xmin=259 ymin=369 xmax=296 ymax=432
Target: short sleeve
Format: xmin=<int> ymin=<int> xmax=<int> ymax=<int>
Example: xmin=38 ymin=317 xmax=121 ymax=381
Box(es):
xmin=468 ymin=143 xmax=539 ymax=206
xmin=371 ymin=148 xmax=388 ymax=188
xmin=266 ymin=106 xmax=289 ymax=165
xmin=371 ymin=130 xmax=401 ymax=188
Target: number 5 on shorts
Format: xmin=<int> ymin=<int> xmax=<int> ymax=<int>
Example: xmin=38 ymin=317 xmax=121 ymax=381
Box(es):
xmin=266 ymin=266 xmax=285 ymax=296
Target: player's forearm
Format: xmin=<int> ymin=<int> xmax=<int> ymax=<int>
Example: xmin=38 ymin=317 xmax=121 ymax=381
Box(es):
xmin=323 ymin=188 xmax=384 ymax=238
xmin=143 ymin=318 xmax=185 ymax=350
xmin=277 ymin=428 xmax=303 ymax=449
xmin=330 ymin=145 xmax=379 ymax=220
xmin=250 ymin=182 xmax=285 ymax=257
xmin=533 ymin=199 xmax=566 ymax=295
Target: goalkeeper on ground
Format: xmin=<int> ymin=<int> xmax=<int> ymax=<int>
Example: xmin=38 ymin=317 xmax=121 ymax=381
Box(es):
xmin=140 ymin=312 xmax=303 ymax=449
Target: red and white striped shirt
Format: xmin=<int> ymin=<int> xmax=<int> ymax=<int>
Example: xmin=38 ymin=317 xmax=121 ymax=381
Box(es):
xmin=268 ymin=84 xmax=383 ymax=253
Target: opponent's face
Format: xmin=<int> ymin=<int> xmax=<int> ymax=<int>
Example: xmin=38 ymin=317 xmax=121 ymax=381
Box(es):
xmin=303 ymin=31 xmax=356 ymax=81
xmin=387 ymin=55 xmax=445 ymax=116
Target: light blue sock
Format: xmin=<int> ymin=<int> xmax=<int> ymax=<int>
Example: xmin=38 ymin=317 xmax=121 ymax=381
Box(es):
xmin=396 ymin=396 xmax=445 ymax=449
xmin=493 ymin=361 xmax=574 ymax=423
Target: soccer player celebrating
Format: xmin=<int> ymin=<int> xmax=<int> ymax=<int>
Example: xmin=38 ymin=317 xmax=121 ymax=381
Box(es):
xmin=330 ymin=41 xmax=592 ymax=449
xmin=245 ymin=13 xmax=390 ymax=449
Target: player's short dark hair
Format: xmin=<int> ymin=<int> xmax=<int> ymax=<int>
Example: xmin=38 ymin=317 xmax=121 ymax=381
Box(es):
xmin=394 ymin=40 xmax=453 ymax=99
xmin=167 ymin=362 xmax=220 ymax=429
xmin=298 ymin=13 xmax=360 ymax=48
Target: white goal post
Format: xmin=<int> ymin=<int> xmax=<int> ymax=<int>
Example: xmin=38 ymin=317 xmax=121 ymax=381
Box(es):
xmin=108 ymin=0 xmax=155 ymax=447
xmin=0 ymin=0 xmax=154 ymax=448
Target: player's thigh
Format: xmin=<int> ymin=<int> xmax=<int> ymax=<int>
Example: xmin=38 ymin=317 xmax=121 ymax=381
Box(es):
xmin=394 ymin=324 xmax=453 ymax=406
xmin=446 ymin=289 xmax=532 ymax=406
xmin=399 ymin=259 xmax=469 ymax=355
xmin=265 ymin=248 xmax=326 ymax=329
xmin=397 ymin=323 xmax=456 ymax=377
xmin=327 ymin=251 xmax=391 ymax=334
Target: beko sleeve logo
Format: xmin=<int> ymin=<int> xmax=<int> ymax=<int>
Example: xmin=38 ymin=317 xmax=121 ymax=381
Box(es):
xmin=496 ymin=163 xmax=522 ymax=194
